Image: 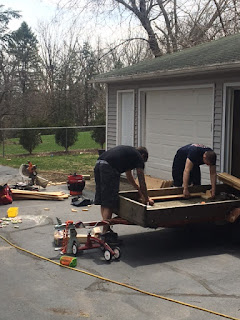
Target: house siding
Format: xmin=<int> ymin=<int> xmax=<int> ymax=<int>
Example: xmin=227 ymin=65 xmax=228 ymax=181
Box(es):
xmin=106 ymin=72 xmax=240 ymax=176
xmin=214 ymin=81 xmax=223 ymax=172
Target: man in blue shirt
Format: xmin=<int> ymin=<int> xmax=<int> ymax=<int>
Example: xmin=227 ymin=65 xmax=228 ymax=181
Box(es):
xmin=172 ymin=144 xmax=217 ymax=198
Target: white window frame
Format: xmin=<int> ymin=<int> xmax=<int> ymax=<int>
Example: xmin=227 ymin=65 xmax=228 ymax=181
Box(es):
xmin=116 ymin=89 xmax=135 ymax=146
xmin=222 ymin=82 xmax=240 ymax=173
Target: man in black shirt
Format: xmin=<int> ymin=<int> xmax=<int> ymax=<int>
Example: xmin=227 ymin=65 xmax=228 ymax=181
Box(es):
xmin=172 ymin=144 xmax=217 ymax=198
xmin=94 ymin=145 xmax=154 ymax=234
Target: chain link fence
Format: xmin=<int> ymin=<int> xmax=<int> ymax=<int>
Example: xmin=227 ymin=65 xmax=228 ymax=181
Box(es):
xmin=0 ymin=126 xmax=106 ymax=158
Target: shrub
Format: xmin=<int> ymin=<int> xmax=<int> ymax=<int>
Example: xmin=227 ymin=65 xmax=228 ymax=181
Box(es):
xmin=91 ymin=110 xmax=106 ymax=149
xmin=19 ymin=129 xmax=41 ymax=154
xmin=55 ymin=125 xmax=78 ymax=152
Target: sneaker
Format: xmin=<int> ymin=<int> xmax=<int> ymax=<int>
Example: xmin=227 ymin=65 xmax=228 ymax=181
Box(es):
xmin=100 ymin=231 xmax=119 ymax=244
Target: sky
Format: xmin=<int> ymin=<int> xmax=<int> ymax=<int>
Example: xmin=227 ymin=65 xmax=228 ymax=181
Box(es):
xmin=1 ymin=0 xmax=145 ymax=51
xmin=1 ymin=0 xmax=58 ymax=31
xmin=1 ymin=0 xmax=136 ymax=46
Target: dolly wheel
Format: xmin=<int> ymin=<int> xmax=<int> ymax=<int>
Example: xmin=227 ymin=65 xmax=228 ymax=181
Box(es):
xmin=72 ymin=242 xmax=78 ymax=256
xmin=113 ymin=247 xmax=121 ymax=260
xmin=104 ymin=249 xmax=112 ymax=261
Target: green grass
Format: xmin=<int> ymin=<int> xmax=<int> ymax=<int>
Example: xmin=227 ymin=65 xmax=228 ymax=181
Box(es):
xmin=0 ymin=153 xmax=98 ymax=175
xmin=0 ymin=131 xmax=101 ymax=175
xmin=1 ymin=131 xmax=102 ymax=156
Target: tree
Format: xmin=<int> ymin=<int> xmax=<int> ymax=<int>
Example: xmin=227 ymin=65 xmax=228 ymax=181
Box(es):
xmin=0 ymin=5 xmax=20 ymax=40
xmin=19 ymin=128 xmax=41 ymax=154
xmin=55 ymin=124 xmax=78 ymax=152
xmin=61 ymin=0 xmax=240 ymax=56
xmin=91 ymin=109 xmax=106 ymax=149
xmin=0 ymin=5 xmax=21 ymax=127
xmin=7 ymin=22 xmax=43 ymax=122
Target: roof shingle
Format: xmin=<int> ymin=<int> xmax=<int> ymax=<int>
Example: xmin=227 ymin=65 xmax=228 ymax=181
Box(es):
xmin=94 ymin=33 xmax=240 ymax=82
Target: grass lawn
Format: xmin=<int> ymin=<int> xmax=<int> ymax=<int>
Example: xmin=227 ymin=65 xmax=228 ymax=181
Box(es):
xmin=0 ymin=153 xmax=98 ymax=175
xmin=0 ymin=131 xmax=101 ymax=177
xmin=1 ymin=131 xmax=102 ymax=155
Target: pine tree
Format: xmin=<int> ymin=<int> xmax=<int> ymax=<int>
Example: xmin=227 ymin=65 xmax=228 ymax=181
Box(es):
xmin=7 ymin=22 xmax=43 ymax=122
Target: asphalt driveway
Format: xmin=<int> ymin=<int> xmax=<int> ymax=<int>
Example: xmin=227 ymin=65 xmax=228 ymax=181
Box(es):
xmin=1 ymin=165 xmax=240 ymax=320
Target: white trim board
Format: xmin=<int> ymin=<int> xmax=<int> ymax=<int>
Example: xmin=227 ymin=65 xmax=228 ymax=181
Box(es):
xmin=116 ymin=89 xmax=135 ymax=147
xmin=222 ymin=82 xmax=240 ymax=172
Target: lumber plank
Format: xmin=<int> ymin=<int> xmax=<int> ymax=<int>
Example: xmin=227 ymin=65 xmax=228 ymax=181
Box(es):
xmin=82 ymin=175 xmax=90 ymax=180
xmin=151 ymin=192 xmax=203 ymax=201
xmin=11 ymin=189 xmax=69 ymax=200
xmin=217 ymin=172 xmax=240 ymax=191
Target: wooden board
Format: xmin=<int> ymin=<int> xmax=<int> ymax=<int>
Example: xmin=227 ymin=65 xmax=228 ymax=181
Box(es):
xmin=12 ymin=189 xmax=69 ymax=201
xmin=217 ymin=172 xmax=240 ymax=191
xmin=151 ymin=192 xmax=203 ymax=201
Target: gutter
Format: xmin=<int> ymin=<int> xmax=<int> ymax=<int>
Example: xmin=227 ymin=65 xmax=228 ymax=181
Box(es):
xmin=91 ymin=61 xmax=240 ymax=84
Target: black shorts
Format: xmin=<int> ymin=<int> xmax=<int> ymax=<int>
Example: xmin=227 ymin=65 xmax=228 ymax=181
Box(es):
xmin=94 ymin=160 xmax=120 ymax=209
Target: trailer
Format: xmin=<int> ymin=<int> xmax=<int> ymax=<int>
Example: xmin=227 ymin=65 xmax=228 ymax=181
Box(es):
xmin=116 ymin=183 xmax=240 ymax=230
xmin=55 ymin=174 xmax=240 ymax=261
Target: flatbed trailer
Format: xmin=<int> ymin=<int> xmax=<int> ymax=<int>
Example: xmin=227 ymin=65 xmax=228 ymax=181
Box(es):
xmin=116 ymin=184 xmax=240 ymax=229
xmin=55 ymin=175 xmax=240 ymax=260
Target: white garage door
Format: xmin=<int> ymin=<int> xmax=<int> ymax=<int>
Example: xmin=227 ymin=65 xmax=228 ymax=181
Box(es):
xmin=145 ymin=87 xmax=214 ymax=184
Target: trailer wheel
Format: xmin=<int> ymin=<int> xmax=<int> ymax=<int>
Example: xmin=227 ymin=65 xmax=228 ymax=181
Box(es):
xmin=113 ymin=247 xmax=121 ymax=260
xmin=72 ymin=242 xmax=78 ymax=256
xmin=104 ymin=249 xmax=112 ymax=261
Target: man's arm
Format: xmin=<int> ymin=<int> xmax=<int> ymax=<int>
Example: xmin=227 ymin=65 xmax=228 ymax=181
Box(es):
xmin=183 ymin=158 xmax=194 ymax=197
xmin=125 ymin=170 xmax=140 ymax=190
xmin=135 ymin=168 xmax=154 ymax=205
xmin=125 ymin=170 xmax=145 ymax=202
xmin=209 ymin=165 xmax=217 ymax=198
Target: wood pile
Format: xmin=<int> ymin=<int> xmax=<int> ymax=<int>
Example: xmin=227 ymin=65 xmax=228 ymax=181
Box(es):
xmin=12 ymin=189 xmax=69 ymax=201
xmin=217 ymin=172 xmax=240 ymax=191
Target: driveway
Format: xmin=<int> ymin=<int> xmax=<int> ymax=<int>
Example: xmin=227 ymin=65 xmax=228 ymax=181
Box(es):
xmin=0 ymin=165 xmax=240 ymax=320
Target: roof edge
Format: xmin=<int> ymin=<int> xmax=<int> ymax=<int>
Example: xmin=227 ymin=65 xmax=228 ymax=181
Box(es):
xmin=92 ymin=61 xmax=240 ymax=84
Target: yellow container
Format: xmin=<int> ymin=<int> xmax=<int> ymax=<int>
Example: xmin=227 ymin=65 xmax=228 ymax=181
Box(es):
xmin=7 ymin=207 xmax=19 ymax=218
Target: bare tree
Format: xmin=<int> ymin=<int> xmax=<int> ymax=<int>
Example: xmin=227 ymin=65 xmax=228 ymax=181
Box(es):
xmin=56 ymin=0 xmax=240 ymax=56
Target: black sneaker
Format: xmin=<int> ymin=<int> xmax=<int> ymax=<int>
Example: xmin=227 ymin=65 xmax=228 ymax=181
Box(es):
xmin=100 ymin=231 xmax=119 ymax=244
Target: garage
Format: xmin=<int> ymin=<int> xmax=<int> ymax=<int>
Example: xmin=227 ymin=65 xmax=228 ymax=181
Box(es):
xmin=144 ymin=86 xmax=214 ymax=183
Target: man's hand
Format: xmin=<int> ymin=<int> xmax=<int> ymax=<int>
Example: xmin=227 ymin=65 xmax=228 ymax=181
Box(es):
xmin=148 ymin=197 xmax=154 ymax=206
xmin=210 ymin=189 xmax=215 ymax=199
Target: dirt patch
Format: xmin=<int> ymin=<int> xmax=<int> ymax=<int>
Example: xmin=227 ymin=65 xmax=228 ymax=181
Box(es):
xmin=37 ymin=171 xmax=136 ymax=192
xmin=15 ymin=149 xmax=98 ymax=157
xmin=38 ymin=170 xmax=170 ymax=192
xmin=38 ymin=166 xmax=172 ymax=191
xmin=38 ymin=170 xmax=79 ymax=183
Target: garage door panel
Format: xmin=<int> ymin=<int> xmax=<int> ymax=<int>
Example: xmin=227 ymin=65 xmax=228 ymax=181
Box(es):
xmin=148 ymin=118 xmax=195 ymax=136
xmin=196 ymin=121 xmax=212 ymax=138
xmin=145 ymin=87 xmax=213 ymax=184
